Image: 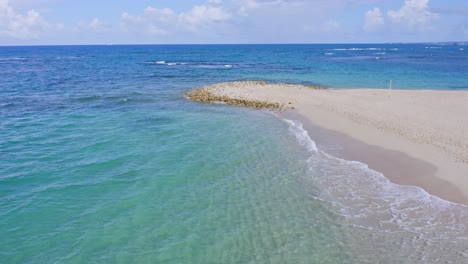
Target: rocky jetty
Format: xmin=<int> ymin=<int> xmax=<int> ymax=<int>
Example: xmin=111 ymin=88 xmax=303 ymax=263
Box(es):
xmin=186 ymin=81 xmax=321 ymax=110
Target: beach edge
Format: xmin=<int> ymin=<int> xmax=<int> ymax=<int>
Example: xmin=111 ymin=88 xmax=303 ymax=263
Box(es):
xmin=186 ymin=81 xmax=468 ymax=205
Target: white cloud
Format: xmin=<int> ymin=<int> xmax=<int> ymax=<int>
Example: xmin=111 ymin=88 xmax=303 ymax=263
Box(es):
xmin=121 ymin=2 xmax=231 ymax=35
xmin=144 ymin=6 xmax=176 ymax=22
xmin=75 ymin=18 xmax=107 ymax=33
xmin=89 ymin=18 xmax=105 ymax=32
xmin=2 ymin=0 xmax=460 ymax=44
xmin=180 ymin=5 xmax=231 ymax=31
xmin=364 ymin=7 xmax=384 ymax=32
xmin=237 ymin=0 xmax=262 ymax=15
xmin=236 ymin=0 xmax=304 ymax=16
xmin=387 ymin=0 xmax=439 ymax=31
xmin=208 ymin=0 xmax=224 ymax=5
xmin=121 ymin=7 xmax=174 ymax=35
xmin=0 ymin=0 xmax=61 ymax=39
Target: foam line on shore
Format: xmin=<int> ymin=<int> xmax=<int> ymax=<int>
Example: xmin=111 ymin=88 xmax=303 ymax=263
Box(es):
xmin=281 ymin=116 xmax=468 ymax=209
xmin=281 ymin=117 xmax=468 ymax=261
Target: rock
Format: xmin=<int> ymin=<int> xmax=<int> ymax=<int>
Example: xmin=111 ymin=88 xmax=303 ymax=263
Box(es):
xmin=186 ymin=81 xmax=323 ymax=110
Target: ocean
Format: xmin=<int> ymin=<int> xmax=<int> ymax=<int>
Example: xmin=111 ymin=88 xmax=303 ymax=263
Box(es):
xmin=1 ymin=44 xmax=467 ymax=263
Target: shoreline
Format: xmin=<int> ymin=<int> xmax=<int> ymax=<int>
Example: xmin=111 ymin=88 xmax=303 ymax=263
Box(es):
xmin=279 ymin=110 xmax=468 ymax=205
xmin=187 ymin=81 xmax=468 ymax=205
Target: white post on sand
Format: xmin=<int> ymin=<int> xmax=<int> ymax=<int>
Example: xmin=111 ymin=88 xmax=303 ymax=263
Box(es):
xmin=388 ymin=80 xmax=392 ymax=96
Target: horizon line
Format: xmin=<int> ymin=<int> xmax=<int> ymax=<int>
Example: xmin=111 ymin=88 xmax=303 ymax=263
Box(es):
xmin=0 ymin=41 xmax=467 ymax=48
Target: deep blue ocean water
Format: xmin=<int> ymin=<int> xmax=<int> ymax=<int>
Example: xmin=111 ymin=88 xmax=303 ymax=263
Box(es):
xmin=1 ymin=44 xmax=468 ymax=263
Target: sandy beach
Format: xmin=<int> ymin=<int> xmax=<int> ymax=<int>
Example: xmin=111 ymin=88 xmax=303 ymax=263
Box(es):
xmin=188 ymin=81 xmax=468 ymax=205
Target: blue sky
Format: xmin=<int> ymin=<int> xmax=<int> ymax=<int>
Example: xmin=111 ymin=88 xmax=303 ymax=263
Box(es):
xmin=1 ymin=0 xmax=467 ymax=45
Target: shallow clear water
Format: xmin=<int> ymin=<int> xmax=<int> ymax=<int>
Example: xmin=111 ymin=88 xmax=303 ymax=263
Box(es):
xmin=1 ymin=44 xmax=467 ymax=263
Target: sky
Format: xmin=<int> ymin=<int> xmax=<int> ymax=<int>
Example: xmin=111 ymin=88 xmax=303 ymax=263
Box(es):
xmin=0 ymin=0 xmax=467 ymax=45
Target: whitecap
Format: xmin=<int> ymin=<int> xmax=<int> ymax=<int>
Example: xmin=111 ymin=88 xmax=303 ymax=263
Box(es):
xmin=332 ymin=48 xmax=364 ymax=51
xmin=283 ymin=119 xmax=318 ymax=153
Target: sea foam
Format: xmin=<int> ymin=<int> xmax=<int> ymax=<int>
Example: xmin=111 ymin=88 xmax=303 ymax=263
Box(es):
xmin=282 ymin=117 xmax=468 ymax=263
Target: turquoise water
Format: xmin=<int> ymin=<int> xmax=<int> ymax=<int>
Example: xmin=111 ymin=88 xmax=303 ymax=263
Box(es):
xmin=1 ymin=44 xmax=468 ymax=263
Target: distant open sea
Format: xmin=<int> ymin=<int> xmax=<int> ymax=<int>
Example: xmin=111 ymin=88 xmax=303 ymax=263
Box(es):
xmin=1 ymin=44 xmax=468 ymax=263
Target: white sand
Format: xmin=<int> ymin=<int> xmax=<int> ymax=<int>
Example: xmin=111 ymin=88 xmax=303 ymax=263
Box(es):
xmin=199 ymin=82 xmax=468 ymax=204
